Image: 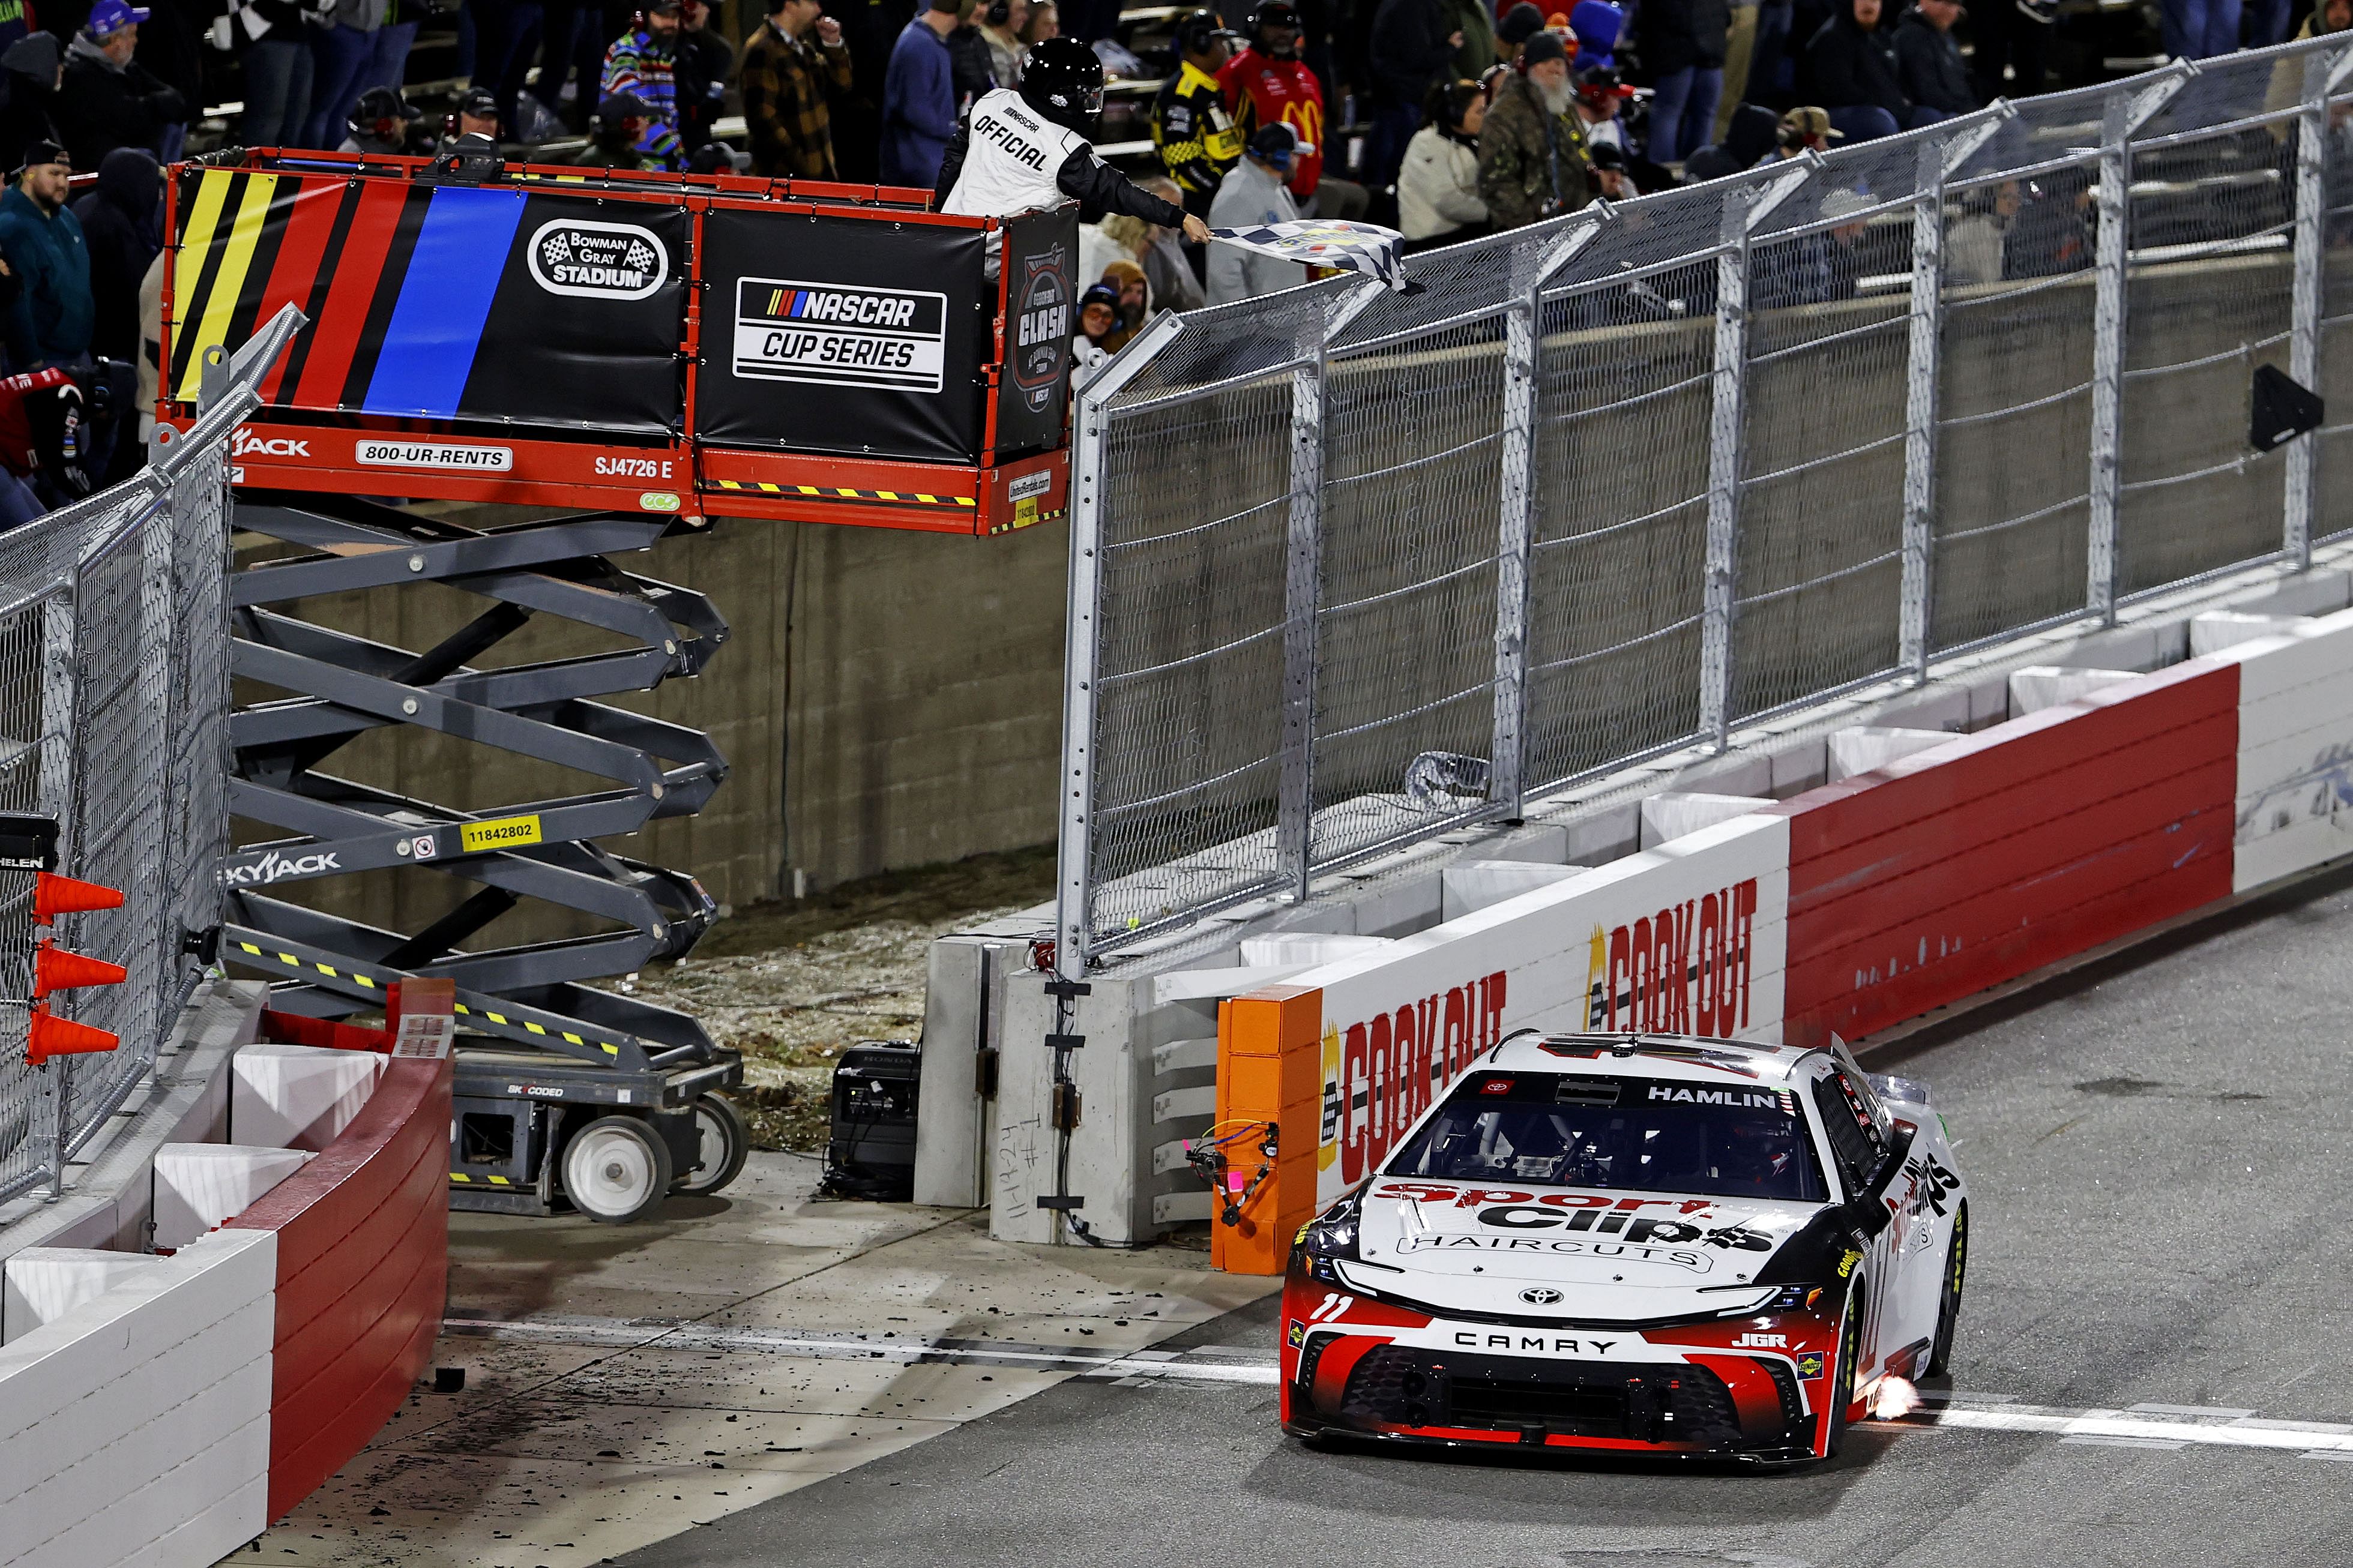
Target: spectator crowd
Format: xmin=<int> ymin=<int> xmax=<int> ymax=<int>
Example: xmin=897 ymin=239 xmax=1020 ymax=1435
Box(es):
xmin=0 ymin=0 xmax=2329 ymax=523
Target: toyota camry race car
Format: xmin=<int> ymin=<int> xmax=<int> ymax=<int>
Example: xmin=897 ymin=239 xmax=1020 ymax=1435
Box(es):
xmin=1280 ymin=1030 xmax=1967 ymax=1462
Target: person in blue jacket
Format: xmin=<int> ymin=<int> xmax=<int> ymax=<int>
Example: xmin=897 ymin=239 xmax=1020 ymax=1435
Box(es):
xmin=881 ymin=0 xmax=960 ymax=187
xmin=0 ymin=140 xmax=92 ymax=370
xmin=0 ymin=139 xmax=133 ymax=480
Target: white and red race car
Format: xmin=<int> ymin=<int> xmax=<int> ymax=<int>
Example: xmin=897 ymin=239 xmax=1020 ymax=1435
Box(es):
xmin=1279 ymin=1030 xmax=1967 ymax=1462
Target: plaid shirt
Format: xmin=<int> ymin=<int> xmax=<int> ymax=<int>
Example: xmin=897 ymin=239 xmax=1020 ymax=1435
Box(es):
xmin=739 ymin=20 xmax=854 ymax=179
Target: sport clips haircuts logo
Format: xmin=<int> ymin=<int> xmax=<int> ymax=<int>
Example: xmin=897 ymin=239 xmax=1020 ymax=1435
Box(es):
xmin=528 ymin=220 xmax=670 ymax=300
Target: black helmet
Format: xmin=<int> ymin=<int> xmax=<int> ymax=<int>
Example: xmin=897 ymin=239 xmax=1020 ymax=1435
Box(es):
xmin=1252 ymin=1 xmax=1301 ymax=36
xmin=1173 ymin=7 xmax=1240 ymax=56
xmin=348 ymin=86 xmax=418 ymax=145
xmin=1252 ymin=0 xmax=1301 ymax=53
xmin=1020 ymin=37 xmax=1104 ymax=133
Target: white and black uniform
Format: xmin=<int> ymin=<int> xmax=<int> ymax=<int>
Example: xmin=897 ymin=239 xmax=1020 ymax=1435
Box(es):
xmin=935 ymin=87 xmax=1187 ymax=227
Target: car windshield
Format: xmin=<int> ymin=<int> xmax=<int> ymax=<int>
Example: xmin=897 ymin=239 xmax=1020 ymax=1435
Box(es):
xmin=1382 ymin=1071 xmax=1829 ymax=1203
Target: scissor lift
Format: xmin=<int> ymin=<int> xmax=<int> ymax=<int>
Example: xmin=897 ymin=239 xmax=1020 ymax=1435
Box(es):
xmin=223 ymin=492 xmax=744 ymax=1221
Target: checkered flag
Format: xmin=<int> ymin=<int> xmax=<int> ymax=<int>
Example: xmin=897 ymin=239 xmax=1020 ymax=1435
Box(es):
xmin=1207 ymin=219 xmax=1421 ymax=294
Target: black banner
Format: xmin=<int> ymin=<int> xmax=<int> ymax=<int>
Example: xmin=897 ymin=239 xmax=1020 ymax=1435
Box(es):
xmin=695 ymin=209 xmax=990 ymax=463
xmin=460 ymin=196 xmax=688 ymax=432
xmin=994 ymin=206 xmax=1079 ymax=460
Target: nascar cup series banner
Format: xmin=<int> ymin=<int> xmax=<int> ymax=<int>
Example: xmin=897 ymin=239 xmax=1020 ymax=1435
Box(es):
xmin=170 ymin=167 xmax=686 ymax=433
xmin=698 ymin=209 xmax=1001 ymax=465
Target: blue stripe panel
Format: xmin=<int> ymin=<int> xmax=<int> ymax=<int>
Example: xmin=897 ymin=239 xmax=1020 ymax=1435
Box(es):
xmin=361 ymin=187 xmax=526 ymax=418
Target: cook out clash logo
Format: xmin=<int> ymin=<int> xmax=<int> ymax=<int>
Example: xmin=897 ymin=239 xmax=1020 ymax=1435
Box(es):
xmin=1320 ymin=969 xmax=1510 ymax=1184
xmin=1584 ymin=876 xmax=1761 ymax=1036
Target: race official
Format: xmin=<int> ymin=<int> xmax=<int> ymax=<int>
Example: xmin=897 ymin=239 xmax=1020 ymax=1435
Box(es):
xmin=1217 ymin=1 xmax=1368 ymax=221
xmin=1151 ymin=8 xmax=1243 ymax=218
xmin=936 ymin=37 xmax=1211 ymax=244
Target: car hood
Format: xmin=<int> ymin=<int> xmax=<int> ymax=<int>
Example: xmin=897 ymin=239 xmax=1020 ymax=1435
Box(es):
xmin=1340 ymin=1178 xmax=1830 ymax=1321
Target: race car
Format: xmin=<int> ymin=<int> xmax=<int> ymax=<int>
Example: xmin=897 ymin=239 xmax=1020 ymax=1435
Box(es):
xmin=1279 ymin=1030 xmax=1967 ymax=1462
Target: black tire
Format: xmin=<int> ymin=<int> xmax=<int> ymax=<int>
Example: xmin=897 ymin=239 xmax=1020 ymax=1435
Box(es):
xmin=1927 ymin=1203 xmax=1968 ymax=1377
xmin=679 ymin=1092 xmax=750 ymax=1196
xmin=562 ymin=1114 xmax=672 ymax=1224
xmin=1824 ymin=1282 xmax=1864 ymax=1459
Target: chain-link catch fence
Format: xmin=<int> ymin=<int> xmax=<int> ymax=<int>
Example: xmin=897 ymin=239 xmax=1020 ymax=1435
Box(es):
xmin=1058 ymin=40 xmax=2353 ymax=973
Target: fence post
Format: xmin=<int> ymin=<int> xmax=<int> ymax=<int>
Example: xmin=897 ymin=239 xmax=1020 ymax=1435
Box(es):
xmin=1054 ymin=313 xmax=1183 ymax=982
xmin=2287 ymin=44 xmax=2351 ymax=570
xmin=36 ymin=586 xmax=76 ymax=857
xmin=2089 ymin=68 xmax=2190 ymax=625
xmin=1701 ymin=187 xmax=1751 ymax=752
xmin=1902 ymin=113 xmax=2009 ymax=681
xmin=1900 ymin=139 xmax=1947 ymax=684
xmin=1490 ymin=218 xmax=1603 ymax=819
xmin=1702 ymin=165 xmax=1810 ymax=751
xmin=1277 ymin=281 xmax=1386 ymax=900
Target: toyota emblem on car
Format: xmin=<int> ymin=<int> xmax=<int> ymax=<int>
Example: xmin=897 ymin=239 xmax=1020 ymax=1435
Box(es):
xmin=1518 ymin=1286 xmax=1564 ymax=1306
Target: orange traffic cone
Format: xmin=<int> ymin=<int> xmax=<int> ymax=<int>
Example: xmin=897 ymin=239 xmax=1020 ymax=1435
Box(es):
xmin=33 ymin=871 xmax=123 ymax=925
xmin=34 ymin=942 xmax=127 ymax=1000
xmin=26 ymin=1006 xmax=119 ymax=1066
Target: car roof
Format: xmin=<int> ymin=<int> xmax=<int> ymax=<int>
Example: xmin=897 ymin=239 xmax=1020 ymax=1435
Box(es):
xmin=1486 ymin=1030 xmax=1825 ymax=1088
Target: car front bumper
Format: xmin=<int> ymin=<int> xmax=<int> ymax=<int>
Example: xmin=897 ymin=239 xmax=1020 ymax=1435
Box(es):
xmin=1278 ymin=1263 xmax=1845 ymax=1459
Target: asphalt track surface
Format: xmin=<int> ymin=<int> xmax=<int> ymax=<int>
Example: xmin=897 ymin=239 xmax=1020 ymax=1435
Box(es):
xmin=620 ymin=867 xmax=2353 ymax=1568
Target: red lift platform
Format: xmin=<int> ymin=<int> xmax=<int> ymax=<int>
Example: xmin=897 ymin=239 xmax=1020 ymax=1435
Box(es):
xmin=158 ymin=148 xmax=1082 ymax=536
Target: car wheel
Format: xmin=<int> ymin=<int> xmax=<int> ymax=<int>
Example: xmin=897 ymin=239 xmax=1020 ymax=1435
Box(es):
xmin=1927 ymin=1203 xmax=1967 ymax=1377
xmin=562 ymin=1114 xmax=673 ymax=1224
xmin=1824 ymin=1282 xmax=1864 ymax=1459
xmin=678 ymin=1092 xmax=750 ymax=1196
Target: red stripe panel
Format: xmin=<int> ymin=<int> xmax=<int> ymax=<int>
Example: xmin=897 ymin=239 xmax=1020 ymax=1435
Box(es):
xmin=227 ymin=1050 xmax=451 ymax=1523
xmin=289 ymin=181 xmax=409 ymax=410
xmin=251 ymin=178 xmax=343 ymax=403
xmin=267 ymin=1224 xmax=444 ymax=1519
xmin=1779 ymin=662 xmax=2240 ymax=1045
xmin=267 ymin=1118 xmax=443 ymax=1404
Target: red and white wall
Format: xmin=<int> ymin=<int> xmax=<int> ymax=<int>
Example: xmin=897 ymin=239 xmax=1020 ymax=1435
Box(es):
xmin=1214 ymin=607 xmax=2353 ymax=1272
xmin=0 ymin=985 xmax=452 ymax=1563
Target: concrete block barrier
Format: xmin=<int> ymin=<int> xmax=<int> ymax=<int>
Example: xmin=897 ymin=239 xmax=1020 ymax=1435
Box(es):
xmin=0 ymin=981 xmax=454 ymax=1561
xmin=1208 ymin=606 xmax=2353 ymax=1271
xmin=230 ymin=1044 xmax=387 ymax=1153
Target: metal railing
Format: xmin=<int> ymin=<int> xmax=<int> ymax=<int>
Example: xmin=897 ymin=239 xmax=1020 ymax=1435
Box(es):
xmin=0 ymin=308 xmax=301 ymax=1207
xmin=1057 ymin=37 xmax=2353 ymax=974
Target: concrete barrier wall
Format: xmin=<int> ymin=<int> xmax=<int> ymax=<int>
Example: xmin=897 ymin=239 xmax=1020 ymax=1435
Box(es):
xmin=227 ymin=1050 xmax=451 ymax=1521
xmin=0 ymin=1228 xmax=277 ymax=1568
xmin=0 ymin=988 xmax=454 ymax=1561
xmin=1211 ymin=604 xmax=2353 ymax=1272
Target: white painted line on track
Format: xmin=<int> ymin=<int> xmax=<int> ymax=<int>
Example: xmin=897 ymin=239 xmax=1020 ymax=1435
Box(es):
xmin=441 ymin=1317 xmax=2353 ymax=1458
xmin=1907 ymin=1404 xmax=2353 ymax=1456
xmin=442 ymin=1315 xmax=1286 ymax=1384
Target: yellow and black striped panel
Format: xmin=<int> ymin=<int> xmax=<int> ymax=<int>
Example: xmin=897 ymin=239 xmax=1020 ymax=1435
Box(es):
xmin=225 ymin=936 xmax=628 ymax=1060
xmin=170 ymin=167 xmax=285 ymax=403
xmin=708 ymin=479 xmax=976 ymax=508
xmin=986 ymin=504 xmax=1067 ymax=537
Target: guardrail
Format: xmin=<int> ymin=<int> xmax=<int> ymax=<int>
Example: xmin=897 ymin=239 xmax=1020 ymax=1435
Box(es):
xmin=1057 ymin=36 xmax=2353 ymax=979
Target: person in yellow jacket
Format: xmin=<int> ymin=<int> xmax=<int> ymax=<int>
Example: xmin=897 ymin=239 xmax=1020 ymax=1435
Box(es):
xmin=1152 ymin=8 xmax=1244 ymax=218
